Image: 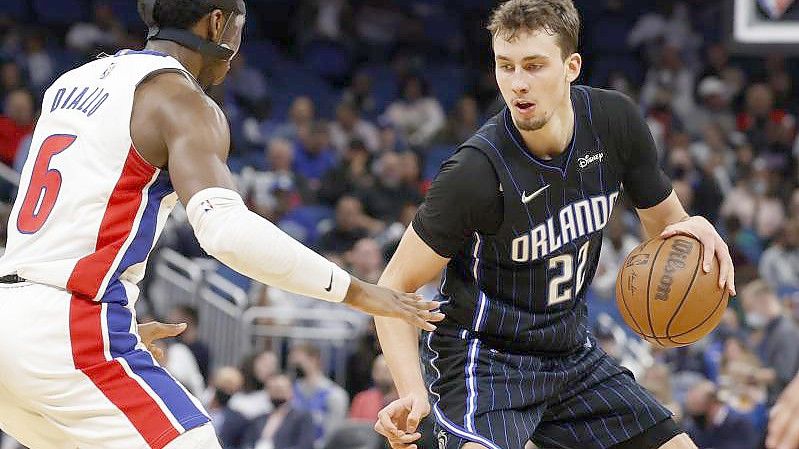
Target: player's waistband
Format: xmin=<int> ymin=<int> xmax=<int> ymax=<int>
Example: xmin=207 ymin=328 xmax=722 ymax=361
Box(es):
xmin=435 ymin=323 xmax=588 ymax=357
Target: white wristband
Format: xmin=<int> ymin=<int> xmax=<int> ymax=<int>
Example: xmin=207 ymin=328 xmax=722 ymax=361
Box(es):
xmin=186 ymin=187 xmax=350 ymax=302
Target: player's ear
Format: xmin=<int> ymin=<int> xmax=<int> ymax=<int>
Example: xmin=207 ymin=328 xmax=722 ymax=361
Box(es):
xmin=565 ymin=53 xmax=582 ymax=83
xmin=206 ymin=9 xmax=227 ymax=43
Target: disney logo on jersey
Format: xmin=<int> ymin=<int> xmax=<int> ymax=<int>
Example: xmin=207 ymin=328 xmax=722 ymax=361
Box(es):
xmin=578 ymin=152 xmax=604 ymax=169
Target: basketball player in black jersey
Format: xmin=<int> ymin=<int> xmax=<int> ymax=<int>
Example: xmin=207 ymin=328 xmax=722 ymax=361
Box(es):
xmin=372 ymin=1 xmax=736 ymax=449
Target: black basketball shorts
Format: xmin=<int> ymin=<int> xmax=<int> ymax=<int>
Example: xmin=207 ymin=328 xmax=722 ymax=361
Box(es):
xmin=421 ymin=329 xmax=676 ymax=449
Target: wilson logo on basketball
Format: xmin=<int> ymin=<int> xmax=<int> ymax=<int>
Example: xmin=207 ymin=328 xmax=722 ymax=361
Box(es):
xmin=655 ymin=239 xmax=693 ymax=301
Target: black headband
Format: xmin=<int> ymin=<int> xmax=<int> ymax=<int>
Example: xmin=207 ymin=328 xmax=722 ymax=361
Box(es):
xmin=137 ymin=0 xmax=245 ymax=60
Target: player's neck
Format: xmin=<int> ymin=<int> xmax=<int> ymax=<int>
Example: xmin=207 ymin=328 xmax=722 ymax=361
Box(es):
xmin=144 ymin=41 xmax=204 ymax=81
xmin=517 ymin=96 xmax=575 ymax=160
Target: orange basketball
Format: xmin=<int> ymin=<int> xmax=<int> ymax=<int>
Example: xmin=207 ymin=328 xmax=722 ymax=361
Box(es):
xmin=615 ymin=235 xmax=729 ymax=348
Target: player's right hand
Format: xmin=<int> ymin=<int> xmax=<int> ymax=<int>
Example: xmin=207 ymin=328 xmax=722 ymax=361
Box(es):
xmin=344 ymin=277 xmax=445 ymax=331
xmin=375 ymin=394 xmax=431 ymax=449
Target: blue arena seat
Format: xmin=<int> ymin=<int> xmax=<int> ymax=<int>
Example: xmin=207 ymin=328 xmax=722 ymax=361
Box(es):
xmin=2 ymin=0 xmax=28 ymax=20
xmin=33 ymin=0 xmax=89 ymax=25
xmin=302 ymin=40 xmax=352 ymax=82
xmin=423 ymin=145 xmax=455 ymax=180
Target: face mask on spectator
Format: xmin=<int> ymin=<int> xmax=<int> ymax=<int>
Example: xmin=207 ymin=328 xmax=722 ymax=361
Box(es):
xmin=271 ymin=397 xmax=288 ymax=409
xmin=745 ymin=312 xmax=768 ymax=329
xmin=689 ymin=412 xmax=708 ymax=428
xmin=214 ymin=389 xmax=232 ymax=407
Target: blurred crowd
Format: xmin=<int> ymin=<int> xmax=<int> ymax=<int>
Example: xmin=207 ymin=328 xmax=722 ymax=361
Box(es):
xmin=0 ymin=0 xmax=798 ymax=448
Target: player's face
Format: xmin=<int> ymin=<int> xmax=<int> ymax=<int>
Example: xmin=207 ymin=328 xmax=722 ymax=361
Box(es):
xmin=199 ymin=11 xmax=245 ymax=87
xmin=493 ymin=30 xmax=581 ymax=132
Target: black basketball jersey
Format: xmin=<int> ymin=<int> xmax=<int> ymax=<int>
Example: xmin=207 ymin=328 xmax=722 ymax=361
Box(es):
xmin=413 ymin=85 xmax=672 ymax=354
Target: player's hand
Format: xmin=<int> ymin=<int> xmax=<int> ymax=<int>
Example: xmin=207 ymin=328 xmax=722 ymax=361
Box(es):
xmin=375 ymin=394 xmax=431 ymax=449
xmin=138 ymin=321 xmax=187 ymax=363
xmin=768 ymin=374 xmax=799 ymax=449
xmin=344 ymin=277 xmax=445 ymax=331
xmin=660 ymin=215 xmax=736 ymax=297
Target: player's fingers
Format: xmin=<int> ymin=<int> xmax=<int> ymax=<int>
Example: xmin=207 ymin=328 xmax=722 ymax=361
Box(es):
xmin=727 ymin=261 xmax=736 ymax=296
xmin=394 ymin=433 xmax=422 ymax=444
xmin=406 ymin=298 xmax=442 ymax=311
xmin=375 ymin=402 xmax=402 ymax=438
xmin=140 ymin=322 xmax=187 ymax=342
xmin=701 ymin=238 xmax=714 ymax=273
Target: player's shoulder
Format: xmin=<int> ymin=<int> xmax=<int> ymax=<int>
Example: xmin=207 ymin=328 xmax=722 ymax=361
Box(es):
xmin=136 ymin=71 xmax=224 ymax=123
xmin=574 ymin=85 xmax=636 ymax=115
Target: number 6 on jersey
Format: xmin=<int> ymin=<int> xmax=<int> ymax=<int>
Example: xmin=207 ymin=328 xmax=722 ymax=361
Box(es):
xmin=17 ymin=134 xmax=76 ymax=234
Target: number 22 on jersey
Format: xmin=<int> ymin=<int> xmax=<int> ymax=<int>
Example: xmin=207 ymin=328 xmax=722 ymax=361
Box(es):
xmin=17 ymin=134 xmax=76 ymax=234
xmin=547 ymin=241 xmax=590 ymax=306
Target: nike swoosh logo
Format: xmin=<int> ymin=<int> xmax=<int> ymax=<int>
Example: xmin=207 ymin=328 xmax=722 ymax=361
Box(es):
xmin=521 ymin=185 xmax=549 ymax=203
xmin=324 ymin=270 xmax=334 ymax=292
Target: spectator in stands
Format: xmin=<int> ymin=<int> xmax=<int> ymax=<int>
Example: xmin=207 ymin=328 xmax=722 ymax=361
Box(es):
xmin=341 ymin=70 xmax=377 ymax=117
xmin=741 ymin=280 xmax=799 ymax=405
xmin=292 ymin=121 xmax=337 ymax=189
xmin=682 ymin=379 xmax=759 ymax=449
xmin=274 ymin=96 xmax=316 ymax=142
xmin=717 ymin=336 xmax=768 ymax=430
xmin=684 ymin=77 xmax=736 ymax=138
xmin=227 ymin=54 xmax=270 ymax=120
xmin=640 ymin=44 xmax=697 ymax=122
xmin=242 ymin=374 xmax=316 ymax=449
xmin=231 ymin=350 xmax=279 ymax=420
xmin=382 ymin=74 xmax=445 ymax=148
xmin=295 ymin=0 xmax=355 ymax=48
xmin=168 ymin=305 xmax=211 ymax=381
xmin=345 ymin=238 xmax=384 ymax=284
xmin=65 ymin=2 xmax=125 ymax=55
xmin=0 ymin=62 xmax=26 ymax=105
xmin=345 ymin=322 xmax=381 ymax=398
xmin=329 ymin=101 xmax=379 ymax=154
xmin=436 ymin=95 xmax=481 ymax=145
xmin=359 ymin=151 xmax=422 ymax=222
xmin=640 ymin=363 xmax=682 ymax=420
xmin=241 ymin=137 xmax=311 ymax=221
xmin=289 ymin=343 xmax=349 ymax=447
xmin=759 ymin=220 xmax=799 ymax=291
xmin=738 ymin=83 xmax=795 ymax=155
xmin=318 ymin=139 xmax=374 ymax=205
xmin=0 ymin=89 xmax=34 ymax=166
xmin=18 ymin=31 xmax=53 ymax=92
xmin=375 ymin=119 xmax=409 ymax=153
xmin=207 ymin=366 xmax=250 ymax=449
xmin=317 ymin=196 xmax=372 ymax=254
xmin=349 ymin=355 xmax=397 ymax=422
xmin=592 ymin=212 xmax=639 ymax=300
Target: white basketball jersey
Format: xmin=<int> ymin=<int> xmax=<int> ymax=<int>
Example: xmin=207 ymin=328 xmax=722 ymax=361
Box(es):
xmin=0 ymin=50 xmax=193 ymax=304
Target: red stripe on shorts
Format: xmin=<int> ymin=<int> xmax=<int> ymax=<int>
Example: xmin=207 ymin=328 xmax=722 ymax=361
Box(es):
xmin=70 ymin=295 xmax=180 ymax=448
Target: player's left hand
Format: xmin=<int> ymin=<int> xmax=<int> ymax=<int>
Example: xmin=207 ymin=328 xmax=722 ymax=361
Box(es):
xmin=138 ymin=321 xmax=187 ymax=363
xmin=767 ymin=374 xmax=799 ymax=449
xmin=660 ymin=215 xmax=736 ymax=297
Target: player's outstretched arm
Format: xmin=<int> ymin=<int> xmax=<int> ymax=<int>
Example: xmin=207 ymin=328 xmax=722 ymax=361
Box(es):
xmin=130 ymin=72 xmax=442 ymax=330
xmin=374 ymin=223 xmax=450 ymax=449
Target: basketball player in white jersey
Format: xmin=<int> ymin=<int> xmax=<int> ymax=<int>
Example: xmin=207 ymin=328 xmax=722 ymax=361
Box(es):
xmin=0 ymin=0 xmax=444 ymax=448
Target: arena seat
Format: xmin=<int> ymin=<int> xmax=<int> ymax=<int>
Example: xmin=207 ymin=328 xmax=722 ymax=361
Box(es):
xmin=33 ymin=0 xmax=88 ymax=25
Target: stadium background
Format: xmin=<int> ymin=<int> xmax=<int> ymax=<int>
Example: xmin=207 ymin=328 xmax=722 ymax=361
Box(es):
xmin=0 ymin=0 xmax=798 ymax=448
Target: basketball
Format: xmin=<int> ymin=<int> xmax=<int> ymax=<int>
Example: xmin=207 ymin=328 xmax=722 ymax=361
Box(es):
xmin=615 ymin=235 xmax=729 ymax=348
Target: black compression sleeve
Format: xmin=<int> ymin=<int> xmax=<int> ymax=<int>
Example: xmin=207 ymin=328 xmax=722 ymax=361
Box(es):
xmin=412 ymin=147 xmax=503 ymax=258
